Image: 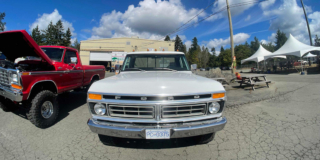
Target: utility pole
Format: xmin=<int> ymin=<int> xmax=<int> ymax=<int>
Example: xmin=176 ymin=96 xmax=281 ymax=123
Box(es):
xmin=300 ymin=0 xmax=313 ymax=46
xmin=226 ymin=0 xmax=235 ymax=74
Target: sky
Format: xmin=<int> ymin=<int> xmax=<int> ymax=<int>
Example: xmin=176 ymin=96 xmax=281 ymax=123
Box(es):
xmin=1 ymin=0 xmax=320 ymax=55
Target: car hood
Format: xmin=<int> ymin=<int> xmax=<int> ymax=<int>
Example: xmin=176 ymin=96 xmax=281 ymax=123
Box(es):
xmin=89 ymin=71 xmax=225 ymax=96
xmin=0 ymin=30 xmax=53 ymax=65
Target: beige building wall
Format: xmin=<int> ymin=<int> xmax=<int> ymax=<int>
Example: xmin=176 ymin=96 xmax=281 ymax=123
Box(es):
xmin=79 ymin=37 xmax=175 ymax=66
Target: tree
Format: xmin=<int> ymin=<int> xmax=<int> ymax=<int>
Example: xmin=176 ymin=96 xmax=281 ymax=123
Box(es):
xmin=218 ymin=49 xmax=232 ymax=67
xmin=235 ymin=44 xmax=252 ymax=66
xmin=55 ymin=20 xmax=65 ymax=45
xmin=0 ymin=12 xmax=6 ymax=32
xmin=261 ymin=42 xmax=275 ymax=52
xmin=275 ymin=29 xmax=287 ymax=50
xmin=188 ymin=37 xmax=199 ymax=64
xmin=211 ymin=47 xmax=216 ymax=55
xmin=315 ymin=35 xmax=320 ymax=46
xmin=164 ymin=35 xmax=170 ymax=41
xmin=250 ymin=37 xmax=260 ymax=53
xmin=43 ymin=21 xmax=56 ymax=45
xmin=174 ymin=35 xmax=183 ymax=51
xmin=181 ymin=44 xmax=187 ymax=54
xmin=72 ymin=38 xmax=80 ymax=51
xmin=31 ymin=25 xmax=43 ymax=45
xmin=220 ymin=46 xmax=224 ymax=52
xmin=63 ymin=28 xmax=72 ymax=47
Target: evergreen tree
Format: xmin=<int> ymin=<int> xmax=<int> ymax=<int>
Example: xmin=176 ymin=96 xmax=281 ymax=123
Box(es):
xmin=63 ymin=28 xmax=72 ymax=47
xmin=250 ymin=37 xmax=260 ymax=53
xmin=181 ymin=44 xmax=187 ymax=54
xmin=275 ymin=29 xmax=287 ymax=50
xmin=72 ymin=38 xmax=80 ymax=51
xmin=220 ymin=46 xmax=224 ymax=52
xmin=189 ymin=37 xmax=199 ymax=64
xmin=55 ymin=20 xmax=65 ymax=45
xmin=43 ymin=21 xmax=56 ymax=45
xmin=244 ymin=41 xmax=250 ymax=48
xmin=174 ymin=35 xmax=183 ymax=51
xmin=0 ymin=12 xmax=5 ymax=32
xmin=164 ymin=35 xmax=170 ymax=41
xmin=314 ymin=35 xmax=320 ymax=46
xmin=261 ymin=42 xmax=275 ymax=52
xmin=235 ymin=44 xmax=252 ymax=65
xmin=211 ymin=47 xmax=216 ymax=55
xmin=31 ymin=25 xmax=43 ymax=45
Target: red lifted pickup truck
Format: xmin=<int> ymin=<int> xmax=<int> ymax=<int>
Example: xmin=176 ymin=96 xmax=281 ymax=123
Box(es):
xmin=0 ymin=30 xmax=105 ymax=128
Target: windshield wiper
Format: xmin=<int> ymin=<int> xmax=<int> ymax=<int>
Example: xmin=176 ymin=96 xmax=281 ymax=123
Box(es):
xmin=154 ymin=68 xmax=177 ymax=72
xmin=124 ymin=68 xmax=145 ymax=71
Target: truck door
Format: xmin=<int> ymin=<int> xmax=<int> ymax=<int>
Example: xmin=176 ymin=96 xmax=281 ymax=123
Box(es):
xmin=63 ymin=49 xmax=83 ymax=90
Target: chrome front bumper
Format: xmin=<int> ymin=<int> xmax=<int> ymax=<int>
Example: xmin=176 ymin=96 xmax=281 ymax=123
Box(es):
xmin=88 ymin=117 xmax=227 ymax=139
xmin=0 ymin=85 xmax=23 ymax=102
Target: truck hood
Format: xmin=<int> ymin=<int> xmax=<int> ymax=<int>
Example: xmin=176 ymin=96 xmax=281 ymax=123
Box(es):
xmin=89 ymin=71 xmax=225 ymax=96
xmin=0 ymin=30 xmax=53 ymax=65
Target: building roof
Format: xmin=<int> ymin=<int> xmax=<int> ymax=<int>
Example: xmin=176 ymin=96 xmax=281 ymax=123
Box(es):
xmin=81 ymin=37 xmax=174 ymax=43
xmin=127 ymin=51 xmax=184 ymax=55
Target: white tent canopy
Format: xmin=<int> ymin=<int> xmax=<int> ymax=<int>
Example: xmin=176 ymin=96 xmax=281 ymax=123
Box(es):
xmin=265 ymin=34 xmax=320 ymax=59
xmin=241 ymin=45 xmax=286 ymax=64
xmin=304 ymin=52 xmax=317 ymax=58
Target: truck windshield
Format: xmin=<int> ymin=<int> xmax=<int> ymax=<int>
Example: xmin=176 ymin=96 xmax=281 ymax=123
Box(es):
xmin=122 ymin=54 xmax=190 ymax=71
xmin=41 ymin=48 xmax=64 ymax=62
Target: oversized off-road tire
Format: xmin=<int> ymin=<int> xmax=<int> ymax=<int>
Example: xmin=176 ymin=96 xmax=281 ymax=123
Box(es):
xmin=26 ymin=90 xmax=59 ymax=128
xmin=195 ymin=133 xmax=215 ymax=144
xmin=98 ymin=134 xmax=120 ymax=146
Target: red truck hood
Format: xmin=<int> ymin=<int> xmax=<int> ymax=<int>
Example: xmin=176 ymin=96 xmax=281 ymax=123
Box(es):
xmin=0 ymin=30 xmax=53 ymax=65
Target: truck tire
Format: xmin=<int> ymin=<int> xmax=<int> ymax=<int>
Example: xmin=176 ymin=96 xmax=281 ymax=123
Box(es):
xmin=26 ymin=90 xmax=59 ymax=128
xmin=196 ymin=133 xmax=215 ymax=144
xmin=98 ymin=134 xmax=120 ymax=146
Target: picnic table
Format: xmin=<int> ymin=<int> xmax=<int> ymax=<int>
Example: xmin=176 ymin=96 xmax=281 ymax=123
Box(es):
xmin=237 ymin=74 xmax=271 ymax=91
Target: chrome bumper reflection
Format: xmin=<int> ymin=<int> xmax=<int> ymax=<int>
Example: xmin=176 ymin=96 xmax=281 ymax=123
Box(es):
xmin=0 ymin=85 xmax=23 ymax=102
xmin=88 ymin=117 xmax=227 ymax=139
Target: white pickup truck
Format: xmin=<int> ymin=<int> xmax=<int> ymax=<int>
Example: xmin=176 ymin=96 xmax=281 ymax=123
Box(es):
xmin=87 ymin=51 xmax=227 ymax=145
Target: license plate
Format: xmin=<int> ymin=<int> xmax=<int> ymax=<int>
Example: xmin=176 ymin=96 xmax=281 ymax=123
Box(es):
xmin=146 ymin=129 xmax=170 ymax=139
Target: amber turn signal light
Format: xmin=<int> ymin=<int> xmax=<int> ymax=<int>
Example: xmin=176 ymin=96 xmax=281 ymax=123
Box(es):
xmin=212 ymin=93 xmax=225 ymax=99
xmin=11 ymin=84 xmax=23 ymax=90
xmin=88 ymin=93 xmax=102 ymax=100
xmin=21 ymin=72 xmax=30 ymax=75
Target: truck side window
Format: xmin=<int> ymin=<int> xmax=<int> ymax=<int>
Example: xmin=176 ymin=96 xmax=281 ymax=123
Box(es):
xmin=64 ymin=50 xmax=78 ymax=64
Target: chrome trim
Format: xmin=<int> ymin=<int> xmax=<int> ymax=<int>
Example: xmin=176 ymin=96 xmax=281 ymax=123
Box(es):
xmin=27 ymin=80 xmax=58 ymax=99
xmin=88 ymin=117 xmax=227 ymax=139
xmin=86 ymin=69 xmax=104 ymax=72
xmin=161 ymin=103 xmax=206 ymax=118
xmin=0 ymin=84 xmax=23 ymax=102
xmin=30 ymin=71 xmax=65 ymax=75
xmin=88 ymin=91 xmax=226 ymax=97
xmin=108 ymin=104 xmax=155 ymax=119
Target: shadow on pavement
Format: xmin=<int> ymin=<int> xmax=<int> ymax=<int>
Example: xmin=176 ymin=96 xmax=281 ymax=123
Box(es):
xmin=102 ymin=137 xmax=200 ymax=149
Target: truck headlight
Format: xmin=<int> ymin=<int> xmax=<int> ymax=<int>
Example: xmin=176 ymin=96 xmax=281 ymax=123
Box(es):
xmin=12 ymin=74 xmax=18 ymax=82
xmin=208 ymin=102 xmax=220 ymax=114
xmin=94 ymin=103 xmax=106 ymax=115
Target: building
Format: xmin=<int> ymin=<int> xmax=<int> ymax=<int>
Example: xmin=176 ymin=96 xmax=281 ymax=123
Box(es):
xmin=79 ymin=37 xmax=175 ymax=70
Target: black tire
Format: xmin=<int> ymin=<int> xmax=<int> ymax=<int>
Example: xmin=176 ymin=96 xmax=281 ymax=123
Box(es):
xmin=98 ymin=134 xmax=120 ymax=146
xmin=195 ymin=133 xmax=215 ymax=144
xmin=26 ymin=90 xmax=59 ymax=128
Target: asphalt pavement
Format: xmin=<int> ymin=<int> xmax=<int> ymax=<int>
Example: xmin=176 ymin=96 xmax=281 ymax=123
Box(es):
xmin=0 ymin=72 xmax=320 ymax=160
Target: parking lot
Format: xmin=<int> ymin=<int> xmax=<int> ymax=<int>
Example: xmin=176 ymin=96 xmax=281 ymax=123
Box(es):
xmin=1 ymin=73 xmax=320 ymax=160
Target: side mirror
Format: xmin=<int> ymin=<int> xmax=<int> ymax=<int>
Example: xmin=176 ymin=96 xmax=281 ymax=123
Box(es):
xmin=70 ymin=57 xmax=77 ymax=64
xmin=115 ymin=64 xmax=121 ymax=75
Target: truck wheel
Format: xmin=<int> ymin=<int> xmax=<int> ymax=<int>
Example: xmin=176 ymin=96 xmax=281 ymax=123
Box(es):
xmin=196 ymin=133 xmax=215 ymax=144
xmin=26 ymin=90 xmax=59 ymax=128
xmin=98 ymin=134 xmax=119 ymax=146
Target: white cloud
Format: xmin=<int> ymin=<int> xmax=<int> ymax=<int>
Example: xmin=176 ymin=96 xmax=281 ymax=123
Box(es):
xmin=185 ymin=40 xmax=192 ymax=51
xmin=268 ymin=33 xmax=276 ymax=43
xmin=260 ymin=39 xmax=268 ymax=44
xmin=29 ymin=9 xmax=76 ymax=36
xmin=206 ymin=33 xmax=250 ymax=49
xmin=244 ymin=15 xmax=251 ymax=21
xmin=90 ymin=0 xmax=204 ymax=40
xmin=259 ymin=0 xmax=276 ymax=10
xmin=264 ymin=0 xmax=320 ymax=45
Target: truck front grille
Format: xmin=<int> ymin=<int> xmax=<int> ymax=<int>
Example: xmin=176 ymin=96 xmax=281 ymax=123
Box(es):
xmin=0 ymin=68 xmax=10 ymax=86
xmin=108 ymin=105 xmax=154 ymax=119
xmin=161 ymin=104 xmax=206 ymax=118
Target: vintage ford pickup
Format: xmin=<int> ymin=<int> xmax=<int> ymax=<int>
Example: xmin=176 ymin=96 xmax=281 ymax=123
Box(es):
xmin=87 ymin=51 xmax=227 ymax=145
xmin=0 ymin=30 xmax=105 ymax=128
